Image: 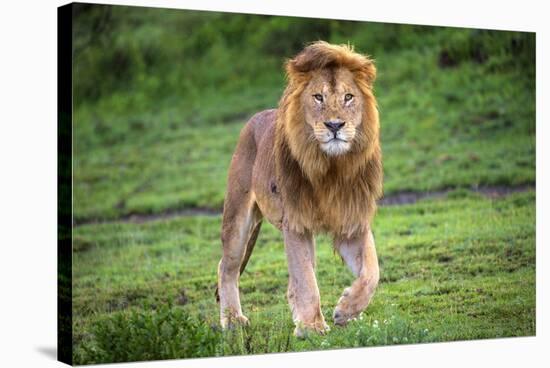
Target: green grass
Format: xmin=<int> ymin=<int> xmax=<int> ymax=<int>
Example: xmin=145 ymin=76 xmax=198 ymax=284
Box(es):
xmin=70 ymin=5 xmax=536 ymax=365
xmin=73 ymin=58 xmax=535 ymax=221
xmin=72 ymin=6 xmax=535 ymax=222
xmin=72 ymin=191 xmax=535 ymax=364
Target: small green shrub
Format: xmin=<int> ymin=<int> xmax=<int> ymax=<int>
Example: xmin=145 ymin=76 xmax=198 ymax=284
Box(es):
xmin=77 ymin=307 xmax=222 ymax=364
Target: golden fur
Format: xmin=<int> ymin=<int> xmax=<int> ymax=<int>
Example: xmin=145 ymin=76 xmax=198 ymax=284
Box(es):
xmin=275 ymin=41 xmax=383 ymax=236
xmin=217 ymin=41 xmax=383 ymax=335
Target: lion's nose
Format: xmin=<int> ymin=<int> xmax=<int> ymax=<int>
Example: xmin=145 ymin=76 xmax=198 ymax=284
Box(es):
xmin=324 ymin=120 xmax=345 ymax=133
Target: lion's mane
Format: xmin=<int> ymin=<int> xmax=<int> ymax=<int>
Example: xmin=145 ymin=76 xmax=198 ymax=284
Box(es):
xmin=274 ymin=41 xmax=383 ymax=236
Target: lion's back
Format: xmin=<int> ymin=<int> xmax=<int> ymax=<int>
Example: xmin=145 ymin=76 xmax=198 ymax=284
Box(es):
xmin=244 ymin=109 xmax=283 ymax=229
xmin=247 ymin=109 xmax=277 ymax=147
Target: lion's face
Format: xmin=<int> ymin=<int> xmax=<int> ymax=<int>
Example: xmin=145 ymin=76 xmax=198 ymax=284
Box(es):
xmin=301 ymin=67 xmax=364 ymax=156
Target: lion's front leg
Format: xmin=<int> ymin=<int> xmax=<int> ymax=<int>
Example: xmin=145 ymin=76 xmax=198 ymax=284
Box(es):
xmin=333 ymin=229 xmax=379 ymax=326
xmin=283 ymin=224 xmax=329 ymax=337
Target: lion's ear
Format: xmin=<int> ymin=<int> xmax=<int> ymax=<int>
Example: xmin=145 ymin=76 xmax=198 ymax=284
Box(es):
xmin=286 ymin=46 xmax=316 ymax=77
xmin=285 ymin=57 xmax=309 ymax=85
xmin=360 ymin=58 xmax=377 ymax=88
xmin=285 ymin=58 xmax=298 ymax=78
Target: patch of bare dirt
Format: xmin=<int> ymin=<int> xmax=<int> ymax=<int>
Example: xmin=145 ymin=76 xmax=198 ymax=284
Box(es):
xmin=74 ymin=184 xmax=534 ymax=226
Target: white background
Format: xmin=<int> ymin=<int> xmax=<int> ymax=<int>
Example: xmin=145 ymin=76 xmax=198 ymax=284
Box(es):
xmin=0 ymin=0 xmax=547 ymax=367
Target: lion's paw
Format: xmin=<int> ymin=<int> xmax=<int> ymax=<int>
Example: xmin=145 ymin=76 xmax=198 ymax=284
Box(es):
xmin=333 ymin=288 xmax=360 ymax=326
xmin=332 ymin=308 xmax=355 ymax=326
xmin=293 ymin=319 xmax=330 ymax=338
xmin=221 ymin=314 xmax=250 ymax=329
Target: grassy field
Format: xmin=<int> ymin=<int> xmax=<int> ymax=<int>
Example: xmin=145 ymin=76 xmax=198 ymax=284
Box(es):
xmin=72 ymin=191 xmax=535 ymax=364
xmin=71 ymin=4 xmax=535 ymax=366
xmin=72 ymin=6 xmax=535 ymax=223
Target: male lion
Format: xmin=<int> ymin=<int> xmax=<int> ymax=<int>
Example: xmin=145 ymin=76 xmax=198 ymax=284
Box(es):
xmin=217 ymin=41 xmax=383 ymax=337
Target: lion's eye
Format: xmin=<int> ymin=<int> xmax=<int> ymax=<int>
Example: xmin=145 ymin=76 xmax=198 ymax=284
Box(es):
xmin=313 ymin=94 xmax=324 ymax=103
xmin=344 ymin=93 xmax=354 ymax=102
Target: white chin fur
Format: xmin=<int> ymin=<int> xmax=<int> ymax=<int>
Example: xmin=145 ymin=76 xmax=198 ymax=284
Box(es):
xmin=320 ymin=140 xmax=351 ymax=156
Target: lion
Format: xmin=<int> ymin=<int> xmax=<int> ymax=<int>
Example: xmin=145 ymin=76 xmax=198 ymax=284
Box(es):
xmin=217 ymin=41 xmax=383 ymax=337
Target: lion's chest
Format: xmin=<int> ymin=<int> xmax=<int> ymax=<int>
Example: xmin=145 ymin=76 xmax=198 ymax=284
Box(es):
xmin=277 ymin=176 xmax=372 ymax=236
xmin=311 ymin=184 xmax=370 ymax=236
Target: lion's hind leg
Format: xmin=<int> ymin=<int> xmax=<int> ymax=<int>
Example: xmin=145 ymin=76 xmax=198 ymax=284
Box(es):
xmin=215 ymin=220 xmax=262 ymax=303
xmin=333 ymin=230 xmax=380 ymax=326
xmin=218 ymin=195 xmax=262 ymax=329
